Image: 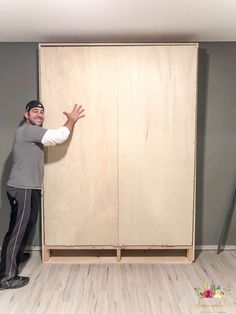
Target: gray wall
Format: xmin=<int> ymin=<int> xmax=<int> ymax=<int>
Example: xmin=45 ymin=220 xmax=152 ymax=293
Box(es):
xmin=0 ymin=43 xmax=39 ymax=245
xmin=196 ymin=43 xmax=236 ymax=245
xmin=0 ymin=42 xmax=235 ymax=247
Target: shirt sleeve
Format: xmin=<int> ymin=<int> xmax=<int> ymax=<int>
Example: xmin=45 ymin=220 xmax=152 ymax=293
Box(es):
xmin=41 ymin=127 xmax=70 ymax=146
xmin=23 ymin=124 xmax=48 ymax=143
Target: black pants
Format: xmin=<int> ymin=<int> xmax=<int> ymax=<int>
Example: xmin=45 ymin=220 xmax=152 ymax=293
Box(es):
xmin=0 ymin=187 xmax=41 ymax=284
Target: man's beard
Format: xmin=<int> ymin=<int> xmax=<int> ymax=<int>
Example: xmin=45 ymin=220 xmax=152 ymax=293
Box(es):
xmin=28 ymin=118 xmax=43 ymax=126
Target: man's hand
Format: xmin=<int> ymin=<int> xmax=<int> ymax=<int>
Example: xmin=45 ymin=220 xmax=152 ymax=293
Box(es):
xmin=63 ymin=104 xmax=85 ymax=131
xmin=63 ymin=104 xmax=85 ymax=122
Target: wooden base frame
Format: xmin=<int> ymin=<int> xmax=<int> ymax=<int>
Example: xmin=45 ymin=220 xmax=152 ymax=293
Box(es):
xmin=42 ymin=245 xmax=195 ymax=264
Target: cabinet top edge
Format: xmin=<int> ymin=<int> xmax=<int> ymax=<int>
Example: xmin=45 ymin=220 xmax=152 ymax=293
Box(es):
xmin=38 ymin=43 xmax=199 ymax=49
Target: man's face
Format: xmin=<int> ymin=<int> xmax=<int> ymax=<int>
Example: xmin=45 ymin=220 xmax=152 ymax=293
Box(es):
xmin=24 ymin=107 xmax=45 ymax=126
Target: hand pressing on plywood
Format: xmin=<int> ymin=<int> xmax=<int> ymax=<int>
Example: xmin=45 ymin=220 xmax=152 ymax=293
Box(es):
xmin=63 ymin=104 xmax=85 ymax=131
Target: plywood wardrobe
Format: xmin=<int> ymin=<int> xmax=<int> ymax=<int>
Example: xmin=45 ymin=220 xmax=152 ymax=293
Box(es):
xmin=39 ymin=43 xmax=198 ymax=263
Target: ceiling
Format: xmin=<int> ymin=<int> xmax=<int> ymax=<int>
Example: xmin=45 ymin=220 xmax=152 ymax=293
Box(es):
xmin=1 ymin=0 xmax=236 ymax=42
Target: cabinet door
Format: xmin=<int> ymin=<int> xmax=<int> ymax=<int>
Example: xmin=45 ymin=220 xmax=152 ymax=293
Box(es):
xmin=40 ymin=47 xmax=119 ymax=245
xmin=118 ymin=46 xmax=197 ymax=245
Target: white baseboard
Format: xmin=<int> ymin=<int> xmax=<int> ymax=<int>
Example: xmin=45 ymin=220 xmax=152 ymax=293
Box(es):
xmin=25 ymin=245 xmax=41 ymax=251
xmin=0 ymin=245 xmax=41 ymax=252
xmin=1 ymin=245 xmax=236 ymax=252
xmin=196 ymin=245 xmax=236 ymax=251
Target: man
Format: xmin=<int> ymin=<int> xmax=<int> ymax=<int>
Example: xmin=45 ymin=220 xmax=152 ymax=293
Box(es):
xmin=0 ymin=100 xmax=85 ymax=290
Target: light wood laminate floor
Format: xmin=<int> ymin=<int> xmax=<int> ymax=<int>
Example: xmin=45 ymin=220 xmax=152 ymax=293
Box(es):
xmin=0 ymin=250 xmax=236 ymax=314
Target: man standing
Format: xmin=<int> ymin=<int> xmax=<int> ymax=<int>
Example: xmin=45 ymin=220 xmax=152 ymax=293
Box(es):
xmin=0 ymin=100 xmax=85 ymax=290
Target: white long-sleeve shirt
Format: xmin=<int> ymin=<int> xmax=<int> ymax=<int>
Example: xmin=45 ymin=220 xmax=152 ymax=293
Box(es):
xmin=41 ymin=126 xmax=70 ymax=146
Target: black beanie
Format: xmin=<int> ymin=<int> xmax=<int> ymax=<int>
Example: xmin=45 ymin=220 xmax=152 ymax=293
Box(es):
xmin=25 ymin=100 xmax=44 ymax=112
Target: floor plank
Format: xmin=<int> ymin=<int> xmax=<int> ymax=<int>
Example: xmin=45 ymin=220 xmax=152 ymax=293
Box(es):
xmin=0 ymin=250 xmax=236 ymax=313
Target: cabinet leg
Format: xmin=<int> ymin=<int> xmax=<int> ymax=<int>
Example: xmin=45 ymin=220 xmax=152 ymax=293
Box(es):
xmin=187 ymin=248 xmax=194 ymax=262
xmin=117 ymin=248 xmax=121 ymax=262
xmin=42 ymin=248 xmax=50 ymax=262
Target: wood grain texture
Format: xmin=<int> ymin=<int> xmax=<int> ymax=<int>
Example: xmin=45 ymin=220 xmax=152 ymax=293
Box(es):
xmin=0 ymin=250 xmax=235 ymax=314
xmin=118 ymin=46 xmax=198 ymax=245
xmin=39 ymin=45 xmax=197 ymax=248
xmin=40 ymin=47 xmax=119 ymax=245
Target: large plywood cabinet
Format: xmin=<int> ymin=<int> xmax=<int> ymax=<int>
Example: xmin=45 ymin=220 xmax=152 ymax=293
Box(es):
xmin=39 ymin=44 xmax=198 ymax=263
